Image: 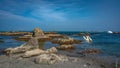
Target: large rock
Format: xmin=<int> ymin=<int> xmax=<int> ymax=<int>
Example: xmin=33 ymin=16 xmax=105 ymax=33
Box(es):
xmin=4 ymin=44 xmax=34 ymax=55
xmin=35 ymin=53 xmax=68 ymax=64
xmin=23 ymin=47 xmax=58 ymax=58
xmin=33 ymin=28 xmax=44 ymax=37
xmin=23 ymin=49 xmax=46 ymax=58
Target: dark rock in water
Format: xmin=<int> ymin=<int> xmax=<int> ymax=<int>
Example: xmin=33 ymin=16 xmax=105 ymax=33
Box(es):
xmin=33 ymin=28 xmax=44 ymax=37
xmin=77 ymin=49 xmax=101 ymax=55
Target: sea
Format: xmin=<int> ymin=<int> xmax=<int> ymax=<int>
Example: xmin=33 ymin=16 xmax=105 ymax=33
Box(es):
xmin=0 ymin=32 xmax=120 ymax=58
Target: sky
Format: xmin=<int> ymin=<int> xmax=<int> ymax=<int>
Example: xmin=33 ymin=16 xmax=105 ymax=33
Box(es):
xmin=0 ymin=0 xmax=120 ymax=31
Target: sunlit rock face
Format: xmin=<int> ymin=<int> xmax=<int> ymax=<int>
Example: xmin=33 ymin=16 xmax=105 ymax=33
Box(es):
xmin=33 ymin=28 xmax=44 ymax=37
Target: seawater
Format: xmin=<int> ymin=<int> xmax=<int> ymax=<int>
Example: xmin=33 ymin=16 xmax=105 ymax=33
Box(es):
xmin=0 ymin=32 xmax=120 ymax=57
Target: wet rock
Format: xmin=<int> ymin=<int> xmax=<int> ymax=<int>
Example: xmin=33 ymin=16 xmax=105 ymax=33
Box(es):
xmin=78 ymin=49 xmax=101 ymax=55
xmin=35 ymin=53 xmax=68 ymax=64
xmin=38 ymin=35 xmax=52 ymax=41
xmin=47 ymin=34 xmax=64 ymax=39
xmin=56 ymin=45 xmax=75 ymax=50
xmin=51 ymin=37 xmax=81 ymax=45
xmin=14 ymin=35 xmax=32 ymax=42
xmin=33 ymin=28 xmax=44 ymax=37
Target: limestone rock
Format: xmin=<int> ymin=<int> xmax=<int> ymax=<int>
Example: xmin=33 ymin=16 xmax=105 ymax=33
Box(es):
xmin=23 ymin=49 xmax=46 ymax=58
xmin=46 ymin=47 xmax=57 ymax=53
xmin=33 ymin=28 xmax=44 ymax=37
xmin=23 ymin=47 xmax=58 ymax=58
xmin=4 ymin=44 xmax=34 ymax=55
xmin=35 ymin=53 xmax=68 ymax=64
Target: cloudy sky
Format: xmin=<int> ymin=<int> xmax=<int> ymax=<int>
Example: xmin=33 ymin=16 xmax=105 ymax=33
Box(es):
xmin=0 ymin=0 xmax=120 ymax=31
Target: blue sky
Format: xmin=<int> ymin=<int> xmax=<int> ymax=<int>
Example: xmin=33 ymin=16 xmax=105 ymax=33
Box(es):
xmin=0 ymin=0 xmax=120 ymax=31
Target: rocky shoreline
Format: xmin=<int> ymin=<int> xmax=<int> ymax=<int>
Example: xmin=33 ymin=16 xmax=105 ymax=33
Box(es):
xmin=0 ymin=28 xmax=120 ymax=68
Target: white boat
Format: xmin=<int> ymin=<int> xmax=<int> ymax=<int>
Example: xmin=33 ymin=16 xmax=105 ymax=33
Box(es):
xmin=83 ymin=35 xmax=92 ymax=42
xmin=108 ymin=31 xmax=113 ymax=34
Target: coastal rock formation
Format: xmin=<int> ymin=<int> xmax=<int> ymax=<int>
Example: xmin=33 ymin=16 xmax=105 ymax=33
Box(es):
xmin=46 ymin=34 xmax=64 ymax=38
xmin=35 ymin=53 xmax=68 ymax=64
xmin=51 ymin=37 xmax=81 ymax=45
xmin=56 ymin=45 xmax=75 ymax=50
xmin=23 ymin=49 xmax=46 ymax=58
xmin=0 ymin=32 xmax=32 ymax=36
xmin=38 ymin=35 xmax=51 ymax=41
xmin=25 ymin=37 xmax=39 ymax=47
xmin=4 ymin=44 xmax=35 ymax=55
xmin=23 ymin=47 xmax=57 ymax=58
xmin=46 ymin=47 xmax=58 ymax=53
xmin=4 ymin=36 xmax=52 ymax=55
xmin=78 ymin=49 xmax=101 ymax=55
xmin=14 ymin=35 xmax=32 ymax=42
xmin=33 ymin=28 xmax=44 ymax=37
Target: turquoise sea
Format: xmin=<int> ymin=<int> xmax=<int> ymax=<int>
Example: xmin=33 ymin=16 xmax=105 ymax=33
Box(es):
xmin=0 ymin=32 xmax=120 ymax=58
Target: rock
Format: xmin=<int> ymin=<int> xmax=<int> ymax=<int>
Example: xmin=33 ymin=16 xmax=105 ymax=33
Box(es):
xmin=46 ymin=34 xmax=64 ymax=38
xmin=23 ymin=49 xmax=46 ymax=58
xmin=46 ymin=47 xmax=57 ymax=53
xmin=25 ymin=37 xmax=39 ymax=47
xmin=0 ymin=32 xmax=32 ymax=36
xmin=14 ymin=35 xmax=32 ymax=42
xmin=51 ymin=37 xmax=81 ymax=45
xmin=38 ymin=35 xmax=52 ymax=41
xmin=23 ymin=47 xmax=58 ymax=58
xmin=33 ymin=28 xmax=44 ymax=37
xmin=55 ymin=45 xmax=75 ymax=50
xmin=4 ymin=44 xmax=35 ymax=55
xmin=44 ymin=32 xmax=57 ymax=34
xmin=35 ymin=53 xmax=68 ymax=64
xmin=4 ymin=36 xmax=50 ymax=55
xmin=78 ymin=49 xmax=101 ymax=55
